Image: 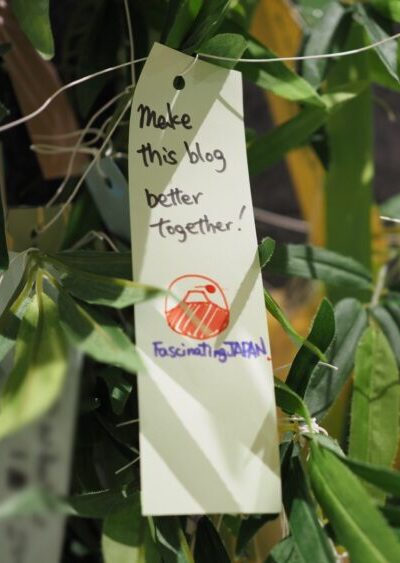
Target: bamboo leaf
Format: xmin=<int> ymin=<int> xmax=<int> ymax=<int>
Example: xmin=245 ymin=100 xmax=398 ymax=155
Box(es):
xmin=221 ymin=20 xmax=324 ymax=106
xmin=49 ymin=251 xmax=133 ymax=279
xmin=199 ymin=33 xmax=247 ymax=69
xmin=340 ymin=456 xmax=400 ymax=499
xmin=58 ymin=290 xmax=143 ymax=374
xmin=182 ymin=0 xmax=232 ymax=51
xmin=11 ymin=0 xmax=54 ymax=59
xmin=380 ymin=193 xmax=400 ymax=218
xmin=266 ymin=536 xmax=303 ymax=563
xmin=164 ymin=0 xmax=203 ymax=49
xmin=0 ymin=485 xmax=136 ymax=520
xmin=325 ymin=24 xmax=373 ymax=296
xmin=302 ymin=2 xmax=346 ymax=87
xmin=286 ymin=299 xmax=335 ymax=397
xmin=264 ymin=289 xmax=327 ymax=362
xmin=0 ymin=291 xmax=68 ymax=440
xmin=355 ymin=5 xmax=399 ymax=82
xmin=58 ymin=269 xmax=164 ymax=309
xmin=367 ymin=0 xmax=400 ymax=22
xmin=247 ymin=81 xmax=368 ymax=176
xmin=258 ymin=237 xmax=276 ymax=269
xmin=285 ymin=456 xmax=335 ymax=563
xmin=102 ymin=497 xmax=159 ymax=563
xmin=247 ymin=106 xmax=327 ymax=176
xmin=98 ymin=367 xmax=133 ymax=415
xmin=371 ymin=305 xmax=400 ymax=366
xmin=308 ymin=443 xmax=400 ymax=562
xmin=264 ymin=242 xmax=372 ymax=294
xmin=304 ymin=298 xmax=368 ymax=420
xmin=349 ymin=325 xmax=400 ymax=498
xmin=194 ymin=517 xmax=230 ymax=563
xmin=274 ymin=378 xmax=311 ymax=425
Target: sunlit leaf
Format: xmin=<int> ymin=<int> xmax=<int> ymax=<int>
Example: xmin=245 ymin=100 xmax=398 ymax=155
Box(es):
xmin=58 ymin=290 xmax=142 ymax=373
xmin=0 ymin=292 xmax=68 ymax=440
xmin=308 ymin=443 xmax=400 ymax=562
xmin=286 ymin=299 xmax=335 ymax=397
xmin=349 ymin=325 xmax=400 ymax=499
xmin=305 ymin=298 xmax=368 ymax=420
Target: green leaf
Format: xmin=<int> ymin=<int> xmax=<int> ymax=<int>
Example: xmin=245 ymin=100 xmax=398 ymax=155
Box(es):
xmin=266 ymin=536 xmax=302 ymax=563
xmin=50 ymin=251 xmax=132 ymax=279
xmin=58 ymin=269 xmax=163 ymax=309
xmin=304 ymin=298 xmax=368 ymax=420
xmin=274 ymin=378 xmax=311 ymax=425
xmin=0 ymin=485 xmax=136 ymax=520
xmin=371 ymin=305 xmax=400 ymax=366
xmin=164 ymin=0 xmax=203 ymax=49
xmin=325 ymin=24 xmax=373 ymax=294
xmin=11 ymin=0 xmax=54 ymax=59
xmin=308 ymin=443 xmax=400 ymax=562
xmin=221 ymin=21 xmax=324 ymax=106
xmin=153 ymin=517 xmax=194 ymax=563
xmin=199 ymin=33 xmax=247 ymax=69
xmin=264 ymin=289 xmax=327 ymax=362
xmin=338 ymin=455 xmax=400 ymax=499
xmin=381 ymin=193 xmax=400 ymax=218
xmin=264 ymin=243 xmax=372 ymax=294
xmin=285 ymin=456 xmax=335 ymax=563
xmin=0 ymin=291 xmax=68 ymax=440
xmin=183 ymin=0 xmax=232 ymax=51
xmin=348 ymin=325 xmax=400 ymax=498
xmin=194 ymin=517 xmax=230 ymax=563
xmin=58 ymin=290 xmax=142 ymax=374
xmin=98 ymin=367 xmax=133 ymax=415
xmin=247 ymin=81 xmax=367 ymax=176
xmin=247 ymin=106 xmax=327 ymax=176
xmin=102 ymin=496 xmax=160 ymax=563
xmin=367 ymin=0 xmax=400 ymax=22
xmin=258 ymin=237 xmax=276 ymax=269
xmin=286 ymin=299 xmax=335 ymax=397
xmin=355 ymin=5 xmax=399 ymax=82
xmin=0 ymin=254 xmax=34 ymax=363
xmin=302 ymin=2 xmax=346 ymax=87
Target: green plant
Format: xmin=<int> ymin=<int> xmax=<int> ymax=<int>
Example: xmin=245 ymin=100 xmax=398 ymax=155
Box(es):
xmin=1 ymin=1 xmax=400 ymax=561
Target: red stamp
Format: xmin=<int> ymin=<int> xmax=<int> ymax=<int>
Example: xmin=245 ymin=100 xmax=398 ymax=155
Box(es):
xmin=165 ymin=274 xmax=230 ymax=340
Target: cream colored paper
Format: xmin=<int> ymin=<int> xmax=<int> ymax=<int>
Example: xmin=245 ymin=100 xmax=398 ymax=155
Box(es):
xmin=129 ymin=42 xmax=281 ymax=515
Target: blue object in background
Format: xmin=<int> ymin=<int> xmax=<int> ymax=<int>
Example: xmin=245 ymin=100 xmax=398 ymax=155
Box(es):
xmin=85 ymin=157 xmax=131 ymax=241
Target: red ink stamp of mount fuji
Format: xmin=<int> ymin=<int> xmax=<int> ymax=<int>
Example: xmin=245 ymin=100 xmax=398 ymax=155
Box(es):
xmin=165 ymin=274 xmax=230 ymax=340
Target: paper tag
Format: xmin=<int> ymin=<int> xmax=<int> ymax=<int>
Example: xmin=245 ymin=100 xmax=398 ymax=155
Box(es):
xmin=129 ymin=43 xmax=281 ymax=515
xmin=0 ymin=258 xmax=82 ymax=562
xmin=86 ymin=157 xmax=131 ymax=241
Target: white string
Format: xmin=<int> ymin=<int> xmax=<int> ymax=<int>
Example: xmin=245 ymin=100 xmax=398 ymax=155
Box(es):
xmin=381 ymin=215 xmax=400 ymax=224
xmin=1 ymin=30 xmax=400 ymax=134
xmin=199 ymin=31 xmax=400 ymax=64
xmin=0 ymin=57 xmax=147 ymax=133
xmin=45 ymin=89 xmax=128 ymax=209
xmin=35 ymin=98 xmax=132 ymax=235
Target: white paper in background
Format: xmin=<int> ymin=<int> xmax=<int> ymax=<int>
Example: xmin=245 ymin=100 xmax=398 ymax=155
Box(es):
xmin=129 ymin=43 xmax=281 ymax=515
xmin=0 ymin=256 xmax=82 ymax=563
xmin=86 ymin=157 xmax=131 ymax=241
